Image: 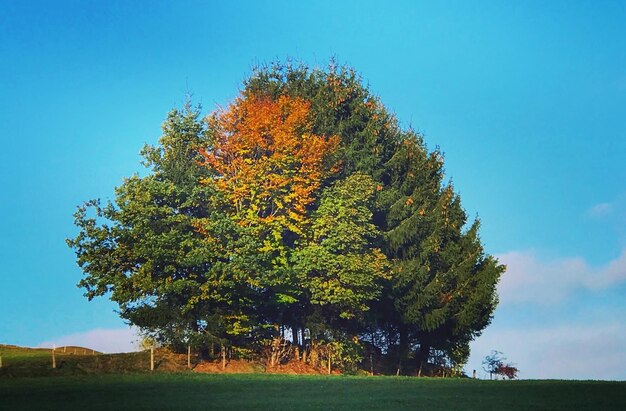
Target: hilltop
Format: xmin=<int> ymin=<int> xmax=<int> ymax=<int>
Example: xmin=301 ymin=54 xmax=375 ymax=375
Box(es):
xmin=0 ymin=344 xmax=329 ymax=378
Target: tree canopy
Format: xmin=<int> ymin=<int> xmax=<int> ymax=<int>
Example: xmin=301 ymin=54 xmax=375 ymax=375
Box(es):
xmin=68 ymin=62 xmax=505 ymax=375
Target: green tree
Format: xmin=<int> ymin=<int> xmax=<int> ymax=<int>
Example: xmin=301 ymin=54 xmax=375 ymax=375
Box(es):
xmin=67 ymin=103 xmax=251 ymax=353
xmin=293 ymin=173 xmax=389 ymax=326
xmin=69 ymin=62 xmax=504 ymax=374
xmin=381 ymin=134 xmax=504 ymax=374
xmin=244 ymin=63 xmax=504 ymax=373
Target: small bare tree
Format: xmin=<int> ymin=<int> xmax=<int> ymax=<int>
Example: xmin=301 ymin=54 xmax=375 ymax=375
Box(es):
xmin=483 ymin=350 xmax=519 ymax=380
xmin=263 ymin=337 xmax=293 ymax=368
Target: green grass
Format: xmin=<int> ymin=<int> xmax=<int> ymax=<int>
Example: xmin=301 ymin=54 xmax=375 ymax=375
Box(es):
xmin=0 ymin=344 xmax=150 ymax=377
xmin=0 ymin=345 xmax=99 ymax=362
xmin=0 ymin=374 xmax=625 ymax=411
xmin=1 ymin=345 xmax=55 ymax=361
xmin=2 ymin=346 xmax=624 ymax=410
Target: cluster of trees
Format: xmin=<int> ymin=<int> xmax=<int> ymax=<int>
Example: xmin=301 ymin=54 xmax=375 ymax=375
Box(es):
xmin=68 ymin=62 xmax=504 ymax=375
xmin=483 ymin=351 xmax=519 ymax=380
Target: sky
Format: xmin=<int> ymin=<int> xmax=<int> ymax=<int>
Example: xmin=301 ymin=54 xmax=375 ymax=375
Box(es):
xmin=1 ymin=0 xmax=625 ymax=380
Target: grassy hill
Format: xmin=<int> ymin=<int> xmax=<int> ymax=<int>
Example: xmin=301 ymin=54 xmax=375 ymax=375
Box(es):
xmin=0 ymin=344 xmax=189 ymax=377
xmin=2 ymin=345 xmax=625 ymax=410
xmin=0 ymin=344 xmax=100 ymax=359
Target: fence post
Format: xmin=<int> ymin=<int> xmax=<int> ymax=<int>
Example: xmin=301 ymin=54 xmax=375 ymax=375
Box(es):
xmin=0 ymin=354 xmax=3 ymax=368
xmin=187 ymin=345 xmax=191 ymax=369
xmin=150 ymin=347 xmax=154 ymax=371
xmin=52 ymin=345 xmax=56 ymax=369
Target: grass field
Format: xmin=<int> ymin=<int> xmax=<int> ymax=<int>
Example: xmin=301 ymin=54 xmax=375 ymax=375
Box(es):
xmin=1 ymin=374 xmax=625 ymax=411
xmin=2 ymin=345 xmax=625 ymax=410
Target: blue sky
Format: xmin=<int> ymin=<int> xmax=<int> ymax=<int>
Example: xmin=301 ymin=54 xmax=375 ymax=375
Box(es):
xmin=1 ymin=1 xmax=625 ymax=379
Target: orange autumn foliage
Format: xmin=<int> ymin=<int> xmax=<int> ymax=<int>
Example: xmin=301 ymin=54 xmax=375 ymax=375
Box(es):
xmin=200 ymin=93 xmax=339 ymax=231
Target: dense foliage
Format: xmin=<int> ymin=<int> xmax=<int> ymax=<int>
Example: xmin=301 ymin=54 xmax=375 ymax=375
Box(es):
xmin=68 ymin=62 xmax=505 ymax=375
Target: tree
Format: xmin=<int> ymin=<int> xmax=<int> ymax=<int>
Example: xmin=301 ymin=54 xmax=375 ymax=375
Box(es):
xmin=243 ymin=63 xmax=504 ymax=374
xmin=67 ymin=103 xmax=241 ymax=354
xmin=369 ymin=131 xmax=505 ymax=375
xmin=293 ymin=173 xmax=389 ymax=322
xmin=200 ymin=93 xmax=339 ymax=228
xmin=197 ymin=92 xmax=341 ymax=346
xmin=483 ymin=350 xmax=518 ymax=380
xmin=68 ymin=61 xmax=505 ymax=374
xmin=496 ymin=362 xmax=519 ymax=380
xmin=483 ymin=350 xmax=504 ymax=380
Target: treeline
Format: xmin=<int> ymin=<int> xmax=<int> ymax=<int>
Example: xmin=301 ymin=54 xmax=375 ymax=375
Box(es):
xmin=68 ymin=62 xmax=504 ymax=375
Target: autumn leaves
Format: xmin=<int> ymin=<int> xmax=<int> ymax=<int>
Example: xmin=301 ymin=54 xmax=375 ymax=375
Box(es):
xmin=200 ymin=94 xmax=338 ymax=227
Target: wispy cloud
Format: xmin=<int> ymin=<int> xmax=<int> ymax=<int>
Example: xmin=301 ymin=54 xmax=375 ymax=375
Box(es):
xmin=38 ymin=327 xmax=140 ymax=353
xmin=587 ymin=202 xmax=613 ymax=218
xmin=496 ymin=250 xmax=626 ymax=305
xmin=587 ymin=194 xmax=626 ymax=220
xmin=469 ymin=322 xmax=626 ymax=380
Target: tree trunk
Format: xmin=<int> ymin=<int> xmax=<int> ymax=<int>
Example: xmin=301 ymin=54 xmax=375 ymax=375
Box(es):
xmin=397 ymin=326 xmax=408 ymax=376
xmin=415 ymin=341 xmax=430 ymax=377
xmin=221 ymin=344 xmax=226 ymax=370
xmin=310 ymin=344 xmax=318 ymax=367
xmin=150 ymin=347 xmax=154 ymax=371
